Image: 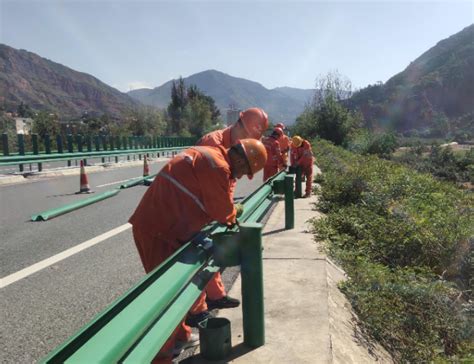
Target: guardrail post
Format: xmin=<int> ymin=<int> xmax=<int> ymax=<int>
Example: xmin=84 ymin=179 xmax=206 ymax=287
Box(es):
xmin=76 ymin=134 xmax=83 ymax=153
xmin=57 ymin=135 xmax=63 ymax=153
xmin=239 ymin=222 xmax=265 ymax=348
xmin=100 ymin=135 xmax=107 ymax=151
xmin=2 ymin=133 xmax=9 ymax=156
xmin=67 ymin=134 xmax=73 ymax=167
xmin=284 ymin=175 xmax=295 ymax=229
xmin=67 ymin=134 xmax=73 ymax=153
xmin=289 ymin=166 xmax=302 ymax=198
xmin=86 ymin=135 xmax=92 ymax=152
xmin=32 ymin=134 xmax=39 ymax=154
xmin=44 ymin=134 xmax=51 ymax=154
xmin=17 ymin=134 xmax=25 ymax=172
xmin=93 ymin=135 xmax=100 ymax=151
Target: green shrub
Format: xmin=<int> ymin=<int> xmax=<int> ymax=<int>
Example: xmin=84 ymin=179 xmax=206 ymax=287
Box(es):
xmin=340 ymin=259 xmax=472 ymax=362
xmin=312 ymin=139 xmax=473 ymax=361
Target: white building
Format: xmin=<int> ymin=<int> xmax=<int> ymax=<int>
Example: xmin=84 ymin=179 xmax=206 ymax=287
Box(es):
xmin=14 ymin=117 xmax=33 ymax=134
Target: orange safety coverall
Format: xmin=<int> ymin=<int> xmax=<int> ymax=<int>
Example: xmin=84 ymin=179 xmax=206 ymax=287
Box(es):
xmin=263 ymin=136 xmax=283 ymax=181
xmin=195 ymin=127 xmax=234 ymax=301
xmin=290 ymin=139 xmax=314 ymax=195
xmin=279 ymin=134 xmax=290 ymax=170
xmin=129 ymin=145 xmax=237 ymax=363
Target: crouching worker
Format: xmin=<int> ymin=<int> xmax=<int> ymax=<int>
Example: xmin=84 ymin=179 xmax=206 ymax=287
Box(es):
xmin=129 ymin=139 xmax=267 ymax=363
xmin=291 ymin=135 xmax=314 ymax=198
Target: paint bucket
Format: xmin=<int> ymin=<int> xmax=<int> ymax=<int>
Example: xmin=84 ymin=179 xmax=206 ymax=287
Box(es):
xmin=199 ymin=317 xmax=232 ymax=361
xmin=212 ymin=232 xmax=240 ymax=267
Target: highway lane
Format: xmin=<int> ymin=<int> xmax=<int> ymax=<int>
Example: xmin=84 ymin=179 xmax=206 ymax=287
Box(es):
xmin=0 ymin=162 xmax=265 ymax=363
xmin=0 ymin=159 xmax=168 ymax=277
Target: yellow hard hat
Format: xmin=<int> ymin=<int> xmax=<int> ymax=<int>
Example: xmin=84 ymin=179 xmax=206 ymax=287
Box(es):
xmin=292 ymin=136 xmax=303 ymax=148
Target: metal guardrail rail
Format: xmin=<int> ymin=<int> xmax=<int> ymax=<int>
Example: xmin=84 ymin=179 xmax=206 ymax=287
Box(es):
xmin=41 ymin=170 xmax=296 ymax=363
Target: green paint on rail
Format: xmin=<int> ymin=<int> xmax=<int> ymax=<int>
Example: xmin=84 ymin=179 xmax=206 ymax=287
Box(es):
xmin=31 ymin=189 xmax=120 ymax=221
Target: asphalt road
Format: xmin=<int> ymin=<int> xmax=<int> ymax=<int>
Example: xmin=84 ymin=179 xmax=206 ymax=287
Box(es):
xmin=0 ymin=159 xmax=265 ymax=363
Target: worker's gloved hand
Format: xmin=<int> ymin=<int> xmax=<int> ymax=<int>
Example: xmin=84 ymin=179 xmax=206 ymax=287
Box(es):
xmin=234 ymin=203 xmax=244 ymax=218
xmin=192 ymin=234 xmax=213 ymax=250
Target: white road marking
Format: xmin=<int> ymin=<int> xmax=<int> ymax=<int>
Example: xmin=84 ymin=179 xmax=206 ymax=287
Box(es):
xmin=0 ymin=223 xmax=131 ymax=289
xmin=96 ymin=178 xmax=138 ymax=188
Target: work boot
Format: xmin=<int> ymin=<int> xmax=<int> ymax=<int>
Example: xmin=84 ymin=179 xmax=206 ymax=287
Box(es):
xmin=173 ymin=332 xmax=199 ymax=357
xmin=185 ymin=310 xmax=213 ymax=328
xmin=207 ymin=295 xmax=240 ymax=310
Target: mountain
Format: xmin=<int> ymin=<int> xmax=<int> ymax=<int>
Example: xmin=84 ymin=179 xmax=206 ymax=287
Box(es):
xmin=0 ymin=44 xmax=140 ymax=119
xmin=128 ymin=70 xmax=314 ymax=124
xmin=347 ymin=24 xmax=474 ymax=137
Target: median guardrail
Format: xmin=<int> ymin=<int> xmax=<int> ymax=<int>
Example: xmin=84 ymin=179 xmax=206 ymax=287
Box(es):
xmin=41 ymin=170 xmax=295 ymax=363
xmin=1 ymin=133 xmax=197 ymax=172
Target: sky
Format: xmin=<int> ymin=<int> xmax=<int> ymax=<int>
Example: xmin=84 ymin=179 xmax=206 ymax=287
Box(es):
xmin=1 ymin=1 xmax=473 ymax=92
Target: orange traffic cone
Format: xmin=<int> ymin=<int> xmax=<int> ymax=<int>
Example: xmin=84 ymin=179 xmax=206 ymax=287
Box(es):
xmin=76 ymin=160 xmax=92 ymax=194
xmin=143 ymin=155 xmax=150 ymax=177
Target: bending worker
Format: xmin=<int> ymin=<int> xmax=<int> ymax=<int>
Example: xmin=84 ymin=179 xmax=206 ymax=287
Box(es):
xmin=195 ymin=107 xmax=268 ymax=315
xmin=291 ymin=135 xmax=314 ymax=198
xmin=275 ymin=122 xmax=290 ymax=170
xmin=129 ymin=139 xmax=267 ymax=363
xmin=262 ymin=127 xmax=284 ymax=181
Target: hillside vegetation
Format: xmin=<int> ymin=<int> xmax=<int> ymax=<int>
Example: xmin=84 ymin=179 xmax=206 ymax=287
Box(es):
xmin=312 ymin=140 xmax=473 ymax=362
xmin=128 ymin=69 xmax=314 ymax=123
xmin=346 ymin=24 xmax=474 ymax=140
xmin=0 ymin=44 xmax=139 ymax=119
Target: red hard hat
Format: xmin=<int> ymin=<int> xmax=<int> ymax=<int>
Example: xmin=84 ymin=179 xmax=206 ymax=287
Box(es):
xmin=275 ymin=122 xmax=285 ymax=129
xmin=273 ymin=127 xmax=283 ymax=138
xmin=239 ymin=108 xmax=269 ymax=140
xmin=239 ymin=138 xmax=267 ymax=179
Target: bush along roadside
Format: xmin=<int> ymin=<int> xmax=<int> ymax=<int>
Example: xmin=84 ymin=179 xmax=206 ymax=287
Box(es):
xmin=312 ymin=139 xmax=473 ymax=362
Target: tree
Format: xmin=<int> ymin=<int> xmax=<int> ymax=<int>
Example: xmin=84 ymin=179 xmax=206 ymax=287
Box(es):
xmin=17 ymin=102 xmax=34 ymax=118
xmin=32 ymin=111 xmax=60 ymax=138
xmin=167 ymin=77 xmax=188 ymax=135
xmin=166 ymin=80 xmax=221 ymax=136
xmin=127 ymin=106 xmax=167 ymax=137
xmin=312 ymin=70 xmax=353 ymax=106
xmin=293 ymin=71 xmax=359 ymax=145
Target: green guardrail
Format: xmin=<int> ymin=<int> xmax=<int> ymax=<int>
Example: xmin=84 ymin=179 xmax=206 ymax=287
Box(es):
xmin=0 ymin=146 xmax=186 ymax=165
xmin=31 ymin=189 xmax=120 ymax=221
xmin=41 ymin=171 xmax=295 ymax=363
xmin=1 ymin=133 xmax=197 ymax=157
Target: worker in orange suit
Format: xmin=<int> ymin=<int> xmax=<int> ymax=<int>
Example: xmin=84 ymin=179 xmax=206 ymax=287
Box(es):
xmin=290 ymin=135 xmax=314 ymax=198
xmin=262 ymin=127 xmax=284 ymax=181
xmin=275 ymin=122 xmax=290 ymax=170
xmin=129 ymin=139 xmax=267 ymax=364
xmin=195 ymin=107 xmax=269 ymax=313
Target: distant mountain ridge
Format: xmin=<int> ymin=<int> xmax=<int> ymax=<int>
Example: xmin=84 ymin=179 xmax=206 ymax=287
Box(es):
xmin=347 ymin=24 xmax=474 ymax=136
xmin=128 ymin=70 xmax=314 ymax=123
xmin=0 ymin=44 xmax=139 ymax=119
